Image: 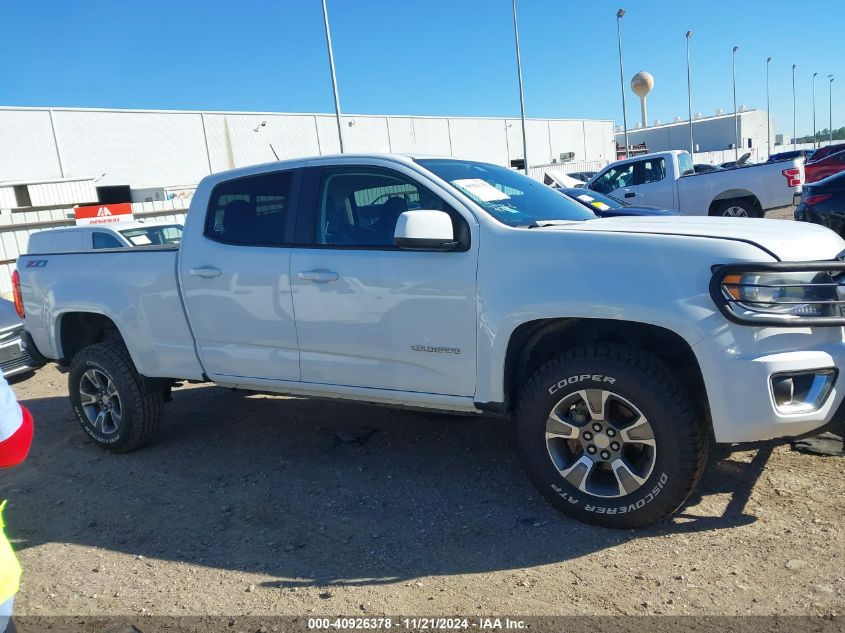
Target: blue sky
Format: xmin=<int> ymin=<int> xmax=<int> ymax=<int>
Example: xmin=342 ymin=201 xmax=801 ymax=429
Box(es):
xmin=1 ymin=0 xmax=841 ymax=137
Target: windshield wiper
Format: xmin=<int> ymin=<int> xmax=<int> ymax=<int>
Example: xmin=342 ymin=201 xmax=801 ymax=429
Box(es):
xmin=519 ymin=219 xmax=581 ymax=228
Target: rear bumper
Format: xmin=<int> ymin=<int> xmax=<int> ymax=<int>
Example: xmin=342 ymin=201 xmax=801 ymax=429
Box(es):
xmin=0 ymin=330 xmax=43 ymax=378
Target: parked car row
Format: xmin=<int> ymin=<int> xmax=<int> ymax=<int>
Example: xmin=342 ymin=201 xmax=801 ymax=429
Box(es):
xmin=583 ymin=150 xmax=802 ymax=217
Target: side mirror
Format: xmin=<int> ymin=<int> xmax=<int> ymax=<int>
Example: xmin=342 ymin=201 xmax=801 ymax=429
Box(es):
xmin=394 ymin=210 xmax=457 ymax=251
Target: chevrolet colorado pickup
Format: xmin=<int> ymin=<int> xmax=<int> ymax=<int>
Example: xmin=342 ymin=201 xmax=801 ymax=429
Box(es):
xmin=15 ymin=154 xmax=845 ymax=528
xmin=587 ymin=150 xmax=803 ymax=217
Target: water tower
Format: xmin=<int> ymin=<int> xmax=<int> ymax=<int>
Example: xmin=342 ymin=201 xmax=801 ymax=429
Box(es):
xmin=631 ymin=71 xmax=654 ymax=128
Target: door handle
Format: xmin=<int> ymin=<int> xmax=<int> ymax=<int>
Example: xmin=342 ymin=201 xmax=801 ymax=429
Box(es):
xmin=298 ymin=270 xmax=339 ymax=283
xmin=189 ymin=266 xmax=222 ymax=278
xmin=624 ymin=192 xmax=636 ymax=199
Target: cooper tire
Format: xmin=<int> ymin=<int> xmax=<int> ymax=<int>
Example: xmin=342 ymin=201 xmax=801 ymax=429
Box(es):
xmin=515 ymin=344 xmax=707 ymax=529
xmin=68 ymin=341 xmax=163 ymax=452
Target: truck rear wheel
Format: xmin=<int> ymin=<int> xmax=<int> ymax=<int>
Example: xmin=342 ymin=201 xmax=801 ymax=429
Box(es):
xmin=712 ymin=198 xmax=760 ymax=218
xmin=68 ymin=341 xmax=163 ymax=452
xmin=515 ymin=344 xmax=707 ymax=529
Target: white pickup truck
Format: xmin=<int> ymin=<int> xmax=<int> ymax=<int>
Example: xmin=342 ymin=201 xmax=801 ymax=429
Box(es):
xmin=587 ymin=150 xmax=803 ymax=217
xmin=14 ymin=153 xmax=845 ymax=528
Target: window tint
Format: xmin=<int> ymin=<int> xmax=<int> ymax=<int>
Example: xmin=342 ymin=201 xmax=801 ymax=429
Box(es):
xmin=316 ymin=168 xmax=452 ymax=247
xmin=206 ymin=171 xmax=292 ymax=245
xmin=640 ymin=158 xmax=666 ymax=184
xmin=591 ymin=164 xmax=634 ymax=194
xmin=92 ymin=232 xmax=124 ymax=249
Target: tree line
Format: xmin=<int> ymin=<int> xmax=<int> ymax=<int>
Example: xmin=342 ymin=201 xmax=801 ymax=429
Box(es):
xmin=795 ymin=127 xmax=845 ymax=144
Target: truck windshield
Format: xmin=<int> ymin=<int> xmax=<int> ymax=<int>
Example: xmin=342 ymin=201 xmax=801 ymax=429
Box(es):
xmin=417 ymin=159 xmax=596 ymax=227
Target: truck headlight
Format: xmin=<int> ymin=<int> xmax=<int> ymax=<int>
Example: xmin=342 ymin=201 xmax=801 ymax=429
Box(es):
xmin=711 ymin=262 xmax=845 ymax=326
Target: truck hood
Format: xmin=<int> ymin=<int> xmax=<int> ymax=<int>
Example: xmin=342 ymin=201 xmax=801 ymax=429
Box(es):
xmin=550 ymin=216 xmax=845 ymax=261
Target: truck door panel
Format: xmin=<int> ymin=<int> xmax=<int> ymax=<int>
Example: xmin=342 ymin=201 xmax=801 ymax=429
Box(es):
xmin=290 ymin=164 xmax=477 ymax=396
xmin=179 ymin=169 xmax=301 ymax=381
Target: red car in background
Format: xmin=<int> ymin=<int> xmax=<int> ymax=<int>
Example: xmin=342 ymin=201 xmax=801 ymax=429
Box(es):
xmin=805 ymin=150 xmax=845 ymax=183
xmin=807 ymin=142 xmax=845 ymax=163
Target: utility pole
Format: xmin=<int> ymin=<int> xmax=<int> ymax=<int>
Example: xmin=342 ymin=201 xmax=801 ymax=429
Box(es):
xmin=686 ymin=31 xmax=694 ymax=155
xmin=813 ymin=72 xmax=818 ymax=149
xmin=792 ymin=64 xmax=797 ymax=151
xmin=511 ymin=0 xmax=529 ymax=173
xmin=321 ymin=0 xmax=345 ymax=152
xmin=732 ymin=46 xmax=739 ymax=160
xmin=616 ymin=9 xmax=630 ymax=158
xmin=766 ymin=57 xmax=772 ymax=158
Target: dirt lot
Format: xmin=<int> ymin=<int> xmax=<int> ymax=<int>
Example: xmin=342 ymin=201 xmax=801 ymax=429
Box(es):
xmin=2 ymin=359 xmax=844 ymax=619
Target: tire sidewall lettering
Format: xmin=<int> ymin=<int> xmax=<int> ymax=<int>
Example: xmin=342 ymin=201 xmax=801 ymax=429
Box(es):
xmin=548 ymin=374 xmax=616 ymax=396
xmin=70 ymin=359 xmax=123 ymax=445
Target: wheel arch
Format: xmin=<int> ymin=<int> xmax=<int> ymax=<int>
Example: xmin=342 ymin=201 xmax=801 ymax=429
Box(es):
xmin=502 ymin=318 xmax=710 ymax=426
xmin=708 ymin=190 xmax=762 ymax=216
xmin=59 ymin=312 xmax=173 ymax=396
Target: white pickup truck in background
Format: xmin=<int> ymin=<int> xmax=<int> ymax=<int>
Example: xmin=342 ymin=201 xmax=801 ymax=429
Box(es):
xmin=26 ymin=221 xmax=183 ymax=253
xmin=14 ymin=153 xmax=845 ymax=529
xmin=586 ymin=150 xmax=804 ymax=217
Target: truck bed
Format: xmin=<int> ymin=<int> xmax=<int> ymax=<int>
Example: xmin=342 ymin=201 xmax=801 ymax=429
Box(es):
xmin=18 ymin=247 xmax=203 ymax=380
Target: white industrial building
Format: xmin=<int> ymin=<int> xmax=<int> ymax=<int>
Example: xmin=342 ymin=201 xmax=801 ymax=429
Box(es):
xmin=615 ymin=109 xmax=774 ymax=162
xmin=0 ymin=106 xmax=614 ymax=296
xmin=0 ymin=106 xmax=615 ymax=193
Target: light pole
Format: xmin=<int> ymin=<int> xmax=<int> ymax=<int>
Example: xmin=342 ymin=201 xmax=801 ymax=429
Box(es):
xmin=813 ymin=72 xmax=818 ymax=149
xmin=732 ymin=46 xmax=739 ymax=159
xmin=830 ymin=75 xmax=836 ymax=144
xmin=766 ymin=57 xmax=772 ymax=159
xmin=321 ymin=0 xmax=345 ymax=153
xmin=616 ymin=9 xmax=629 ymax=158
xmin=792 ymin=64 xmax=797 ymax=151
xmin=511 ymin=0 xmax=529 ymax=173
xmin=686 ymin=31 xmax=694 ymax=155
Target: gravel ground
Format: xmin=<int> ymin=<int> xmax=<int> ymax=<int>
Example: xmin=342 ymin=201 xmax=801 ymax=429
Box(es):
xmin=2 ymin=361 xmax=843 ymax=619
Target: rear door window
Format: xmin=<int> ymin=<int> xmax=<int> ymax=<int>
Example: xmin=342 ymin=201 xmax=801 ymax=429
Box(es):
xmin=637 ymin=158 xmax=667 ymax=184
xmin=205 ymin=170 xmax=295 ymax=246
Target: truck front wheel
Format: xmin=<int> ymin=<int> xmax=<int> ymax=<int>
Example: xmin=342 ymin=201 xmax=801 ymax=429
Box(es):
xmin=515 ymin=344 xmax=707 ymax=529
xmin=68 ymin=341 xmax=163 ymax=452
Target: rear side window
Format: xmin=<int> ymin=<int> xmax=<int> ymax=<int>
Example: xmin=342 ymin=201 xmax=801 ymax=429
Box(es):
xmin=92 ymin=232 xmax=124 ymax=249
xmin=205 ymin=171 xmax=293 ymax=245
xmin=677 ymin=153 xmax=695 ymax=176
xmin=638 ymin=158 xmax=666 ymax=184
